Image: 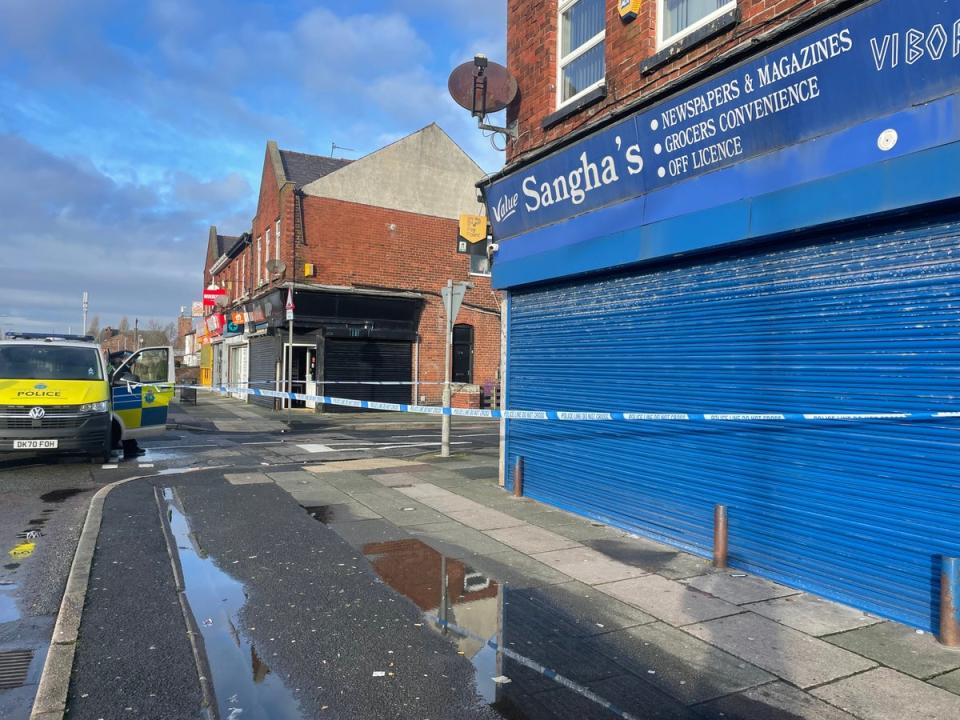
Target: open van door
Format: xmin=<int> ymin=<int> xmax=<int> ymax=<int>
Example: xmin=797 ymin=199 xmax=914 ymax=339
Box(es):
xmin=110 ymin=346 xmax=176 ymax=440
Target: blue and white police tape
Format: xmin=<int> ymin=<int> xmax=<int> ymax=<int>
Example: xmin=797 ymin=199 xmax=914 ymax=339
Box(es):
xmin=421 ymin=611 xmax=641 ymax=720
xmin=200 ymin=384 xmax=960 ymax=422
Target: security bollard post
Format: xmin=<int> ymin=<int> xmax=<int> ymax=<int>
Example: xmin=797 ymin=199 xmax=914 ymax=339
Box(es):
xmin=713 ymin=504 xmax=729 ymax=568
xmin=940 ymin=556 xmax=960 ymax=647
xmin=513 ymin=456 xmax=524 ymax=498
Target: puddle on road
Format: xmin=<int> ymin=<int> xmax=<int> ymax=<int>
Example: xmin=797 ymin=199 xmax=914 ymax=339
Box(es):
xmin=162 ymin=488 xmax=302 ymax=720
xmin=0 ymin=584 xmax=20 ymax=624
xmin=361 ymin=538 xmax=507 ymax=707
xmin=39 ymin=488 xmax=86 ymax=504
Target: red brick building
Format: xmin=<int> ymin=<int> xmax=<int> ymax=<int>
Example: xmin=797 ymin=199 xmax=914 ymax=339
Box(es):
xmin=505 ymin=0 xmax=852 ymax=164
xmin=202 ymin=125 xmax=500 ymax=409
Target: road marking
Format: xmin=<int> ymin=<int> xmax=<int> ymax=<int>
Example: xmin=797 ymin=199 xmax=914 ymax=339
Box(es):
xmin=375 ymin=441 xmax=471 ymax=451
xmin=102 ymin=464 xmax=118 ymax=469
xmin=139 ymin=463 xmax=155 ymax=468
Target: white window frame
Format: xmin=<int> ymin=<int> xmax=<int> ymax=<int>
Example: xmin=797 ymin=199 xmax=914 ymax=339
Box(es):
xmin=657 ymin=0 xmax=736 ymax=50
xmin=556 ymin=0 xmax=606 ymax=110
xmin=256 ymin=237 xmax=262 ymax=285
xmin=265 ymin=228 xmax=272 ymax=263
xmin=275 ymin=219 xmax=281 ymax=260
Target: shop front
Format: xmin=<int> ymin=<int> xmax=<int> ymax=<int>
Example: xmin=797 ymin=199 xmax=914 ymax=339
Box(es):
xmin=238 ymin=286 xmax=423 ymax=411
xmin=484 ymin=0 xmax=960 ymax=632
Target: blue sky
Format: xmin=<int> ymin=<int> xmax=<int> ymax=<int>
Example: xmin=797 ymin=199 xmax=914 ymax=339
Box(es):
xmin=0 ymin=0 xmax=506 ymax=334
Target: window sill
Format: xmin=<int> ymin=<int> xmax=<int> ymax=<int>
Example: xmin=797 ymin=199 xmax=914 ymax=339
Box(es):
xmin=640 ymin=8 xmax=740 ymax=76
xmin=542 ymin=84 xmax=607 ymax=130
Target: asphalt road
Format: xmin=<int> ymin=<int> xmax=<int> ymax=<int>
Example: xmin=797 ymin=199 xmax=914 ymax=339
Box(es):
xmin=0 ymin=414 xmax=500 ymax=720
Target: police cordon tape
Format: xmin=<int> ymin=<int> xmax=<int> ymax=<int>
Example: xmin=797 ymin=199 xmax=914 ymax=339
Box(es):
xmin=169 ymin=383 xmax=960 ymax=422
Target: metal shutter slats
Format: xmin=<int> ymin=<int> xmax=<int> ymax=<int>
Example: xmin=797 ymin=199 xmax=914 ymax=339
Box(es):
xmin=507 ymin=219 xmax=960 ymax=631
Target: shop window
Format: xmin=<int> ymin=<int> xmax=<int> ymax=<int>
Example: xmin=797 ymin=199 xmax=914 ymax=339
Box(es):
xmin=470 ymin=252 xmax=491 ymax=277
xmin=558 ymin=0 xmax=605 ymax=108
xmin=452 ymin=324 xmax=474 ymax=384
xmin=659 ymin=0 xmax=736 ymax=48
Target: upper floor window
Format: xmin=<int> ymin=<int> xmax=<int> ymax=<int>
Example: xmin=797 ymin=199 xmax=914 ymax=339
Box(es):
xmin=558 ymin=0 xmax=605 ymax=108
xmin=256 ymin=237 xmax=263 ymax=284
xmin=659 ymin=0 xmax=736 ymax=48
xmin=275 ymin=219 xmax=281 ymax=258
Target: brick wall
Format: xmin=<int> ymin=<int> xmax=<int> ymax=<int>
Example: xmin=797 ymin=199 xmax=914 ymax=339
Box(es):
xmin=506 ymin=0 xmax=858 ymax=163
xmin=300 ymin=196 xmax=502 ymax=404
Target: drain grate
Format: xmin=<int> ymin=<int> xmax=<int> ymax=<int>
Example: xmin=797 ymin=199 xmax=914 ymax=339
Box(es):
xmin=0 ymin=650 xmax=33 ymax=690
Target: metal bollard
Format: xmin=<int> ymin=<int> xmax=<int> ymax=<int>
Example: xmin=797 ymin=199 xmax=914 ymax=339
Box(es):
xmin=713 ymin=504 xmax=728 ymax=568
xmin=513 ymin=456 xmax=524 ymax=498
xmin=941 ymin=556 xmax=960 ymax=647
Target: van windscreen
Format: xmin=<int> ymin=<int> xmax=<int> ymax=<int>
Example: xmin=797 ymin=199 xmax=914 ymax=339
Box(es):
xmin=0 ymin=346 xmax=103 ymax=381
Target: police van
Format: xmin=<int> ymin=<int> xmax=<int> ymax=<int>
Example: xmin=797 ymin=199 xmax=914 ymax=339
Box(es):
xmin=0 ymin=333 xmax=175 ymax=461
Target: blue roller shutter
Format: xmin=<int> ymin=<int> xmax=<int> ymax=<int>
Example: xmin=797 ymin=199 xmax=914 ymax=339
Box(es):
xmin=506 ymin=217 xmax=960 ymax=632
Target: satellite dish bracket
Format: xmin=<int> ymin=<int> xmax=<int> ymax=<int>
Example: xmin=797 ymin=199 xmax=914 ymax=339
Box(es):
xmin=471 ymin=58 xmax=518 ymax=140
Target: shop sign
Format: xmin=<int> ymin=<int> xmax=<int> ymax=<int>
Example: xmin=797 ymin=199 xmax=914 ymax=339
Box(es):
xmin=486 ymin=0 xmax=960 ymax=240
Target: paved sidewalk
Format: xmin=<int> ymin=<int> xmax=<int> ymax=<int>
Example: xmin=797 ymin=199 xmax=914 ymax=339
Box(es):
xmin=243 ymin=451 xmax=960 ymax=720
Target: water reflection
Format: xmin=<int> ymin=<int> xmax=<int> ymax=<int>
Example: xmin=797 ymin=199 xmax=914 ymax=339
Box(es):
xmin=0 ymin=584 xmax=19 ymax=624
xmin=362 ymin=539 xmax=507 ymax=708
xmin=162 ymin=488 xmax=302 ymax=720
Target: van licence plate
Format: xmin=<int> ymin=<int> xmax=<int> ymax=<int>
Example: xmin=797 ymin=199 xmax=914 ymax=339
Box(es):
xmin=13 ymin=440 xmax=59 ymax=450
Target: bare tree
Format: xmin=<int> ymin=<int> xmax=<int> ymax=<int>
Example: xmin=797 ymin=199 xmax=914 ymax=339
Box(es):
xmin=86 ymin=315 xmax=101 ymax=339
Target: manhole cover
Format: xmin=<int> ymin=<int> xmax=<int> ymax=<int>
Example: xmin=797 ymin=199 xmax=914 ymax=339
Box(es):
xmin=0 ymin=650 xmax=33 ymax=689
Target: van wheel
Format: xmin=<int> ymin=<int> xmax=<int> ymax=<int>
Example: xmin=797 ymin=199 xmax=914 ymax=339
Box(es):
xmin=111 ymin=420 xmax=122 ymax=450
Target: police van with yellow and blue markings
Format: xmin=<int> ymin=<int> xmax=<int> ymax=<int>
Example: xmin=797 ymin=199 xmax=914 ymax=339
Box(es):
xmin=0 ymin=333 xmax=175 ymax=461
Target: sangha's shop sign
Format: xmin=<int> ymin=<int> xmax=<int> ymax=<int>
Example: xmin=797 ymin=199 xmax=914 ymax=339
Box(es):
xmin=487 ymin=0 xmax=960 ymax=240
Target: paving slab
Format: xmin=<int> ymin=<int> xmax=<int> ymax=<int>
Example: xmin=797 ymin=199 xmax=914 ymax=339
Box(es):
xmin=810 ymin=667 xmax=960 ymax=720
xmin=372 ymin=471 xmax=423 ymax=487
xmin=323 ymin=518 xmax=411 ymax=549
xmin=303 ymin=501 xmax=382 ymax=522
xmin=548 ymin=521 xmax=630 ymax=543
xmin=743 ymin=593 xmax=881 ymax=636
xmin=396 ymin=483 xmax=457 ymax=499
xmin=524 ymin=510 xmax=598 ymax=531
xmin=825 ymin=621 xmax=960 ymax=679
xmin=415 ymin=526 xmax=513 ymax=558
xmin=224 ymin=472 xmax=273 ymax=485
xmin=304 ymin=457 xmax=422 ymax=473
xmin=267 ymin=470 xmax=321 ymax=485
xmin=694 ymin=680 xmax=858 ymax=720
xmin=685 ymin=612 xmax=876 ymax=688
xmin=465 ymin=549 xmax=570 ymax=589
xmin=683 ymin=572 xmax=799 ymax=605
xmin=418 ymin=493 xmax=487 ymax=513
xmin=597 ymin=574 xmax=741 ymax=626
xmin=517 ymin=580 xmax=656 ymax=636
xmin=532 ymin=546 xmax=648 ymax=585
xmin=285 ymin=485 xmax=355 ymax=506
xmin=484 ymin=525 xmax=582 ymax=554
xmin=929 ymin=668 xmax=960 ymax=696
xmin=446 ymin=507 xmax=526 ymax=531
xmin=584 ymin=536 xmax=714 ymax=580
xmin=588 ymin=622 xmax=773 ymax=704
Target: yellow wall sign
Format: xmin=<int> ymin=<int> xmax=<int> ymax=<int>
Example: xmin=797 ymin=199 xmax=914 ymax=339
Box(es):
xmin=458 ymin=214 xmax=489 ymax=245
xmin=619 ymin=0 xmax=642 ymax=21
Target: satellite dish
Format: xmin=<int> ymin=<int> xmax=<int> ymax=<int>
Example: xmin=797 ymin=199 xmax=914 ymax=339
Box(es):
xmin=266 ymin=259 xmax=286 ymax=275
xmin=214 ymin=295 xmax=230 ymax=308
xmin=448 ymin=56 xmax=518 ymax=117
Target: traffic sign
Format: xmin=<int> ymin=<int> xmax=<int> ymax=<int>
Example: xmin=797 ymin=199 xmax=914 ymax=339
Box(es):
xmin=285 ymin=289 xmax=295 ymax=321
